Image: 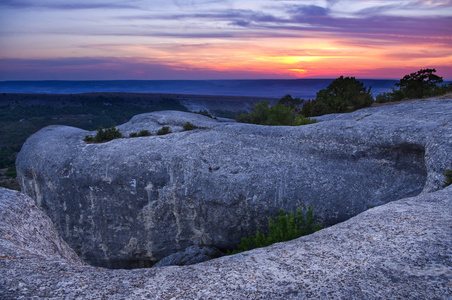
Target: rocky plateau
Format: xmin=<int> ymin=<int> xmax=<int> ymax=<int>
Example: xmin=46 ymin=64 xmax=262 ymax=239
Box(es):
xmin=14 ymin=98 xmax=452 ymax=269
xmin=1 ymin=98 xmax=451 ymax=298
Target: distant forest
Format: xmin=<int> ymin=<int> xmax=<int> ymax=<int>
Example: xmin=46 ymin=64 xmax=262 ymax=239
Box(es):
xmin=0 ymin=93 xmax=189 ymax=190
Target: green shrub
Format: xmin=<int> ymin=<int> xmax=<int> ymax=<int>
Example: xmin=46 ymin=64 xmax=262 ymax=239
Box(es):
xmin=183 ymin=122 xmax=196 ymax=131
xmin=157 ymin=126 xmax=171 ymax=135
xmin=376 ymin=69 xmax=450 ymax=103
xmin=293 ymin=115 xmax=317 ymax=126
xmin=443 ymin=169 xmax=452 ymax=188
xmin=376 ymin=92 xmax=393 ymax=103
xmin=303 ymin=76 xmax=374 ymax=117
xmin=396 ymin=68 xmax=443 ymax=99
xmin=228 ymin=206 xmax=322 ymax=254
xmin=138 ymin=129 xmax=151 ymax=137
xmin=84 ymin=135 xmax=94 ymax=143
xmin=129 ymin=130 xmax=151 ymax=137
xmin=84 ymin=126 xmax=122 ymax=143
xmin=237 ymin=100 xmax=316 ymax=126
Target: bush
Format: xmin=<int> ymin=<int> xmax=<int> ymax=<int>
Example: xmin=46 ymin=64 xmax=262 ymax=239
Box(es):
xmin=301 ymin=76 xmax=374 ymax=117
xmin=129 ymin=130 xmax=151 ymax=137
xmin=443 ymin=169 xmax=452 ymax=188
xmin=228 ymin=206 xmax=322 ymax=254
xmin=183 ymin=122 xmax=195 ymax=131
xmin=84 ymin=126 xmax=123 ymax=143
xmin=237 ymin=100 xmax=316 ymax=126
xmin=138 ymin=130 xmax=151 ymax=137
xmin=376 ymin=92 xmax=393 ymax=103
xmin=396 ymin=68 xmax=443 ymax=99
xmin=293 ymin=115 xmax=317 ymax=126
xmin=157 ymin=126 xmax=171 ymax=135
xmin=379 ymin=69 xmax=450 ymax=102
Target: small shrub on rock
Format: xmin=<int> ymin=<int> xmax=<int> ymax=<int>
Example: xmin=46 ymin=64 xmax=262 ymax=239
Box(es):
xmin=129 ymin=130 xmax=151 ymax=137
xmin=293 ymin=115 xmax=317 ymax=126
xmin=139 ymin=130 xmax=151 ymax=137
xmin=228 ymin=206 xmax=322 ymax=254
xmin=183 ymin=122 xmax=196 ymax=131
xmin=157 ymin=126 xmax=171 ymax=135
xmin=237 ymin=100 xmax=316 ymax=126
xmin=84 ymin=126 xmax=122 ymax=143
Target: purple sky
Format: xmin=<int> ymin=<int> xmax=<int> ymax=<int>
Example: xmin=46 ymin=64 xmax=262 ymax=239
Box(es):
xmin=1 ymin=0 xmax=451 ymax=80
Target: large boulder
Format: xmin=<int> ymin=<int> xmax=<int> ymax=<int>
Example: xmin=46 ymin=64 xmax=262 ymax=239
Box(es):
xmin=16 ymin=99 xmax=452 ymax=268
xmin=1 ymin=186 xmax=451 ymax=298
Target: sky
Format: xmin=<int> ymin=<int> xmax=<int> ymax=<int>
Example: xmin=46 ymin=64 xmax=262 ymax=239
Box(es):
xmin=0 ymin=0 xmax=451 ymax=80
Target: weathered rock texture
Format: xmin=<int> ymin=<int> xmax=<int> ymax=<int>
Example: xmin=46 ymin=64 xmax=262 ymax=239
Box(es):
xmin=16 ymin=99 xmax=452 ymax=268
xmin=0 ymin=187 xmax=82 ymax=264
xmin=1 ymin=186 xmax=451 ymax=299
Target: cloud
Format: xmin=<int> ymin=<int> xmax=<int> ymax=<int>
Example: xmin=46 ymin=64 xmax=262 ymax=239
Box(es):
xmin=0 ymin=0 xmax=138 ymax=10
xmin=1 ymin=0 xmax=451 ymax=80
xmin=0 ymin=57 xmax=287 ymax=80
xmin=288 ymin=5 xmax=329 ymax=16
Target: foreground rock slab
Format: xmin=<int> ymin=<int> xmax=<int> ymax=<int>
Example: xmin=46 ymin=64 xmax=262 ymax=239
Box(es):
xmin=1 ymin=186 xmax=451 ymax=299
xmin=15 ymin=99 xmax=452 ymax=267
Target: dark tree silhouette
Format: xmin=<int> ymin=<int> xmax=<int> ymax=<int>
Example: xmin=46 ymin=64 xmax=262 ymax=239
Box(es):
xmin=395 ymin=68 xmax=443 ymax=99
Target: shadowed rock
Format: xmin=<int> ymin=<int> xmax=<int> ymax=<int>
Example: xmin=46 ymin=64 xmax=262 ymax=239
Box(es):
xmin=15 ymin=99 xmax=452 ymax=268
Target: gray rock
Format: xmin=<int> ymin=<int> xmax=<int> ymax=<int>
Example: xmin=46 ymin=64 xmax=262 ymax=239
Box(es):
xmin=153 ymin=245 xmax=222 ymax=267
xmin=1 ymin=186 xmax=450 ymax=299
xmin=15 ymin=99 xmax=452 ymax=268
xmin=0 ymin=187 xmax=82 ymax=263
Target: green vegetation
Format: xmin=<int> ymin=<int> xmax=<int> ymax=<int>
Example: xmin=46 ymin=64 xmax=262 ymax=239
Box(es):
xmin=237 ymin=95 xmax=316 ymax=126
xmin=302 ymin=76 xmax=374 ymax=117
xmin=229 ymin=206 xmax=322 ymax=255
xmin=443 ymin=169 xmax=452 ymax=188
xmin=376 ymin=68 xmax=452 ymax=103
xmin=139 ymin=130 xmax=151 ymax=137
xmin=157 ymin=126 xmax=171 ymax=135
xmin=129 ymin=130 xmax=151 ymax=138
xmin=0 ymin=93 xmax=189 ymax=189
xmin=84 ymin=127 xmax=123 ymax=143
xmin=183 ymin=122 xmax=196 ymax=131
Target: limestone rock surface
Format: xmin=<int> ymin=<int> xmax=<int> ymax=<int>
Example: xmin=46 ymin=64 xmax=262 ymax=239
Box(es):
xmin=15 ymin=99 xmax=452 ymax=268
xmin=0 ymin=187 xmax=82 ymax=264
xmin=153 ymin=245 xmax=222 ymax=267
xmin=1 ymin=186 xmax=450 ymax=299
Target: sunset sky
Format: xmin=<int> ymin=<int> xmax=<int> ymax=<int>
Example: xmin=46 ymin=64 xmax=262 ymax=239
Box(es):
xmin=1 ymin=0 xmax=451 ymax=80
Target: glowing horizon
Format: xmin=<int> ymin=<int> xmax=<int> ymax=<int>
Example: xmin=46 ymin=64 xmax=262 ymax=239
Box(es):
xmin=1 ymin=0 xmax=451 ymax=80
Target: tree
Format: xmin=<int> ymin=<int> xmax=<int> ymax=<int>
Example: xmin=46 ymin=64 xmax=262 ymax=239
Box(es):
xmin=278 ymin=94 xmax=303 ymax=111
xmin=395 ymin=68 xmax=443 ymax=99
xmin=302 ymin=76 xmax=373 ymax=116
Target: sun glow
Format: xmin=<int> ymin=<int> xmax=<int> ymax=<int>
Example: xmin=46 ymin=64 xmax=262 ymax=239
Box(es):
xmin=1 ymin=0 xmax=451 ymax=80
